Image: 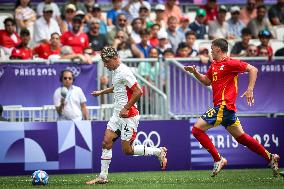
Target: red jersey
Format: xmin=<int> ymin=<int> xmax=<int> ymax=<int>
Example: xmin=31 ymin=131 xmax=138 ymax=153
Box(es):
xmin=257 ymin=45 xmax=273 ymax=59
xmin=0 ymin=30 xmax=21 ymax=48
xmin=200 ymin=4 xmax=218 ymax=23
xmin=10 ymin=47 xmax=33 ymax=60
xmin=206 ymin=57 xmax=248 ymax=111
xmin=34 ymin=43 xmax=61 ymax=59
xmin=61 ymin=31 xmax=89 ymax=54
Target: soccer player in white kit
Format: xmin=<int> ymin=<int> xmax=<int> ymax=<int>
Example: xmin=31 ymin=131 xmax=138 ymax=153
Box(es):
xmin=86 ymin=46 xmax=168 ymax=185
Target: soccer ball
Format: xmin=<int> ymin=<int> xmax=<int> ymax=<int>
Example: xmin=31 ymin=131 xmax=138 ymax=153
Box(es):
xmin=31 ymin=170 xmax=49 ymax=185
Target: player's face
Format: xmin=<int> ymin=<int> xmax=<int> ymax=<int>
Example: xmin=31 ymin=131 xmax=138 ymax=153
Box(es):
xmin=62 ymin=72 xmax=73 ymax=88
xmin=103 ymin=57 xmax=118 ymax=71
xmin=211 ymin=45 xmax=221 ymax=60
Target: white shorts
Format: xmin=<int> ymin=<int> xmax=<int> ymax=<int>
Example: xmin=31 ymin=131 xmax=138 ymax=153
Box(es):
xmin=107 ymin=115 xmax=140 ymax=142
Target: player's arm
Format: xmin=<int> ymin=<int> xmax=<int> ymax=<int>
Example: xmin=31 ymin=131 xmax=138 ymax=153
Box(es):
xmin=80 ymin=102 xmax=89 ymax=120
xmin=241 ymin=64 xmax=258 ymax=106
xmin=119 ymin=83 xmax=143 ymax=118
xmin=184 ymin=65 xmax=212 ymax=86
xmin=91 ymin=86 xmax=114 ymax=96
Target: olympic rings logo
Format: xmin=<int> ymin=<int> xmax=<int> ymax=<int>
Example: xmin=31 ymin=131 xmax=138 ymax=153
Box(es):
xmin=65 ymin=66 xmax=81 ymax=77
xmin=134 ymin=131 xmax=161 ymax=147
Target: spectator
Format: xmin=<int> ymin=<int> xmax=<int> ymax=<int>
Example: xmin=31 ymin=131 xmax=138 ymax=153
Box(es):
xmin=275 ymin=46 xmax=284 ymax=56
xmin=61 ymin=16 xmax=89 ymax=54
xmin=37 ymin=0 xmax=61 ymax=22
xmin=240 ymin=0 xmax=257 ymax=26
xmin=163 ymin=48 xmax=175 ymax=58
xmin=176 ymin=42 xmax=190 ymax=57
xmin=227 ymin=6 xmax=245 ymax=39
xmin=157 ymin=30 xmax=172 ymax=54
xmin=246 ymin=44 xmax=258 ymax=57
xmin=268 ymin=0 xmax=284 ymax=25
xmin=198 ymin=47 xmax=210 ymax=64
xmin=113 ymin=30 xmax=143 ymax=58
xmin=247 ymin=5 xmax=274 ymax=39
xmin=231 ymin=28 xmax=252 ymax=57
xmin=61 ymin=4 xmax=77 ymax=33
xmin=163 ymin=0 xmax=182 ymax=23
xmin=130 ymin=18 xmax=143 ymax=44
xmin=53 ymin=69 xmax=88 ymax=121
xmin=154 ymin=4 xmax=166 ymax=30
xmin=188 ymin=9 xmax=207 ymax=39
xmin=107 ymin=0 xmax=125 ymax=26
xmin=0 ymin=104 xmax=8 ymax=121
xmin=178 ymin=16 xmax=190 ymax=36
xmin=61 ymin=0 xmax=87 ymax=15
xmin=107 ymin=13 xmax=131 ymax=45
xmin=257 ymin=29 xmax=273 ymax=59
xmin=149 ymin=23 xmax=161 ymax=47
xmin=84 ymin=0 xmax=95 ymax=13
xmin=0 ymin=18 xmax=21 ymax=58
xmin=15 ymin=0 xmax=37 ymax=41
xmin=123 ymin=0 xmax=151 ymax=21
xmin=138 ymin=5 xmax=152 ymax=30
xmin=167 ymin=16 xmax=185 ymax=52
xmin=208 ymin=5 xmax=229 ymax=40
xmin=200 ymin=0 xmax=218 ymax=24
xmin=258 ymin=46 xmax=269 ymax=58
xmin=10 ymin=29 xmax=33 ymax=60
xmin=185 ymin=31 xmax=198 ymax=57
xmin=33 ymin=4 xmax=61 ymax=44
xmin=137 ymin=29 xmax=152 ymax=58
xmin=85 ymin=4 xmax=107 ymax=35
xmin=88 ymin=18 xmax=108 ymax=52
xmin=33 ymin=32 xmax=61 ymax=59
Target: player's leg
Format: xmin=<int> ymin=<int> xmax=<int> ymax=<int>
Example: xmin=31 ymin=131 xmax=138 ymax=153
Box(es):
xmin=120 ymin=116 xmax=168 ymax=170
xmin=226 ymin=123 xmax=280 ymax=177
xmin=86 ymin=116 xmax=119 ymax=185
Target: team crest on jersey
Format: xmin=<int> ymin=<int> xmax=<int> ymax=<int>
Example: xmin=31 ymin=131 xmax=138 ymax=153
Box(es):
xmin=220 ymin=65 xmax=225 ymax=70
xmin=80 ymin=38 xmax=85 ymax=43
xmin=68 ymin=37 xmax=73 ymax=40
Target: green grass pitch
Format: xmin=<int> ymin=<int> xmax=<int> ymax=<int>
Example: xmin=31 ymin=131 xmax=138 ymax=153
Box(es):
xmin=0 ymin=169 xmax=283 ymax=189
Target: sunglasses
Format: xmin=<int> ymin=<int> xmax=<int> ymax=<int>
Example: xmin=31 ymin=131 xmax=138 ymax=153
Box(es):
xmin=63 ymin=77 xmax=73 ymax=80
xmin=248 ymin=49 xmax=257 ymax=53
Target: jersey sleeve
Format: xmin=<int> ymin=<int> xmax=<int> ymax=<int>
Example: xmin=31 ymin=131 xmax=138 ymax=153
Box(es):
xmin=228 ymin=59 xmax=248 ymax=73
xmin=124 ymin=70 xmax=138 ymax=89
xmin=205 ymin=65 xmax=213 ymax=81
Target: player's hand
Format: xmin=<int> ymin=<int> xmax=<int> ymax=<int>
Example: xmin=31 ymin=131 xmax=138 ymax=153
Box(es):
xmin=184 ymin=65 xmax=196 ymax=73
xmin=241 ymin=89 xmax=255 ymax=106
xmin=91 ymin=90 xmax=102 ymax=97
xmin=119 ymin=107 xmax=129 ymax=118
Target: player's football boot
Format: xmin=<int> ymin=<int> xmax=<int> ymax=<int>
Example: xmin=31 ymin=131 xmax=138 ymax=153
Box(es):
xmin=86 ymin=175 xmax=108 ymax=185
xmin=158 ymin=147 xmax=168 ymax=170
xmin=269 ymin=154 xmax=280 ymax=177
xmin=211 ymin=156 xmax=227 ymax=177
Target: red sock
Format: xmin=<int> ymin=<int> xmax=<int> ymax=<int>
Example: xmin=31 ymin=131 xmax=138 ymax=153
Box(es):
xmin=236 ymin=133 xmax=271 ymax=162
xmin=192 ymin=127 xmax=221 ymax=162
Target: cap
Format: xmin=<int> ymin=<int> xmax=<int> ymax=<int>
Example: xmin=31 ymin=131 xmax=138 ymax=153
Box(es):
xmin=101 ymin=46 xmax=119 ymax=62
xmin=76 ymin=10 xmax=85 ymax=16
xmin=157 ymin=30 xmax=168 ymax=39
xmin=65 ymin=4 xmax=76 ymax=11
xmin=43 ymin=4 xmax=53 ymax=12
xmin=180 ymin=16 xmax=189 ymax=22
xmin=218 ymin=5 xmax=227 ymax=12
xmin=230 ymin=6 xmax=240 ymax=13
xmin=258 ymin=29 xmax=272 ymax=38
xmin=196 ymin=8 xmax=206 ymax=17
xmin=155 ymin=4 xmax=165 ymax=11
xmin=93 ymin=3 xmax=101 ymax=10
xmin=139 ymin=4 xmax=151 ymax=11
xmin=72 ymin=16 xmax=82 ymax=23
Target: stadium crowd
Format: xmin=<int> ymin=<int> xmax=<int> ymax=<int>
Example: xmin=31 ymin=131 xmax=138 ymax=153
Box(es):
xmin=0 ymin=0 xmax=284 ymax=62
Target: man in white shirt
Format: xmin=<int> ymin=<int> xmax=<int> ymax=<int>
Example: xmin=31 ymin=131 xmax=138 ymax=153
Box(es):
xmin=37 ymin=0 xmax=61 ymax=21
xmin=53 ymin=69 xmax=88 ymax=121
xmin=33 ymin=4 xmax=61 ymax=44
xmin=86 ymin=46 xmax=167 ymax=185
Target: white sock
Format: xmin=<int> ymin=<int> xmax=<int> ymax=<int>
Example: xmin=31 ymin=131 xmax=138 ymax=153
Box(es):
xmin=133 ymin=145 xmax=161 ymax=156
xmin=100 ymin=149 xmax=112 ymax=179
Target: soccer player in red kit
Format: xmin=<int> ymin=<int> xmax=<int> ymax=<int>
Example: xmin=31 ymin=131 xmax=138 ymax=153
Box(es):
xmin=184 ymin=38 xmax=280 ymax=177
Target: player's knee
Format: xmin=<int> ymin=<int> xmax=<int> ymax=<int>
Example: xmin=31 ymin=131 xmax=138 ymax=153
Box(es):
xmin=122 ymin=146 xmax=133 ymax=155
xmin=192 ymin=126 xmax=202 ymax=137
xmin=102 ymin=140 xmax=112 ymax=150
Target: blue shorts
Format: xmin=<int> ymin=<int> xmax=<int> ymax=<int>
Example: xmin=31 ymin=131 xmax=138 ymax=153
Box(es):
xmin=200 ymin=105 xmax=241 ymax=128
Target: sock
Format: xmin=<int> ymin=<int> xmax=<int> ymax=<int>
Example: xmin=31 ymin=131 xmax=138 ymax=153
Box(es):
xmin=133 ymin=145 xmax=161 ymax=156
xmin=236 ymin=133 xmax=270 ymax=162
xmin=100 ymin=149 xmax=112 ymax=178
xmin=192 ymin=126 xmax=221 ymax=162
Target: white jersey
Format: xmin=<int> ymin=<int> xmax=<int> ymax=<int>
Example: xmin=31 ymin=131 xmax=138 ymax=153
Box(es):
xmin=112 ymin=63 xmax=139 ymax=117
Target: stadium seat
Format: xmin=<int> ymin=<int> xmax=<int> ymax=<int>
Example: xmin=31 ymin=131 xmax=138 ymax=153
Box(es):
xmin=270 ymin=39 xmax=284 ymax=54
